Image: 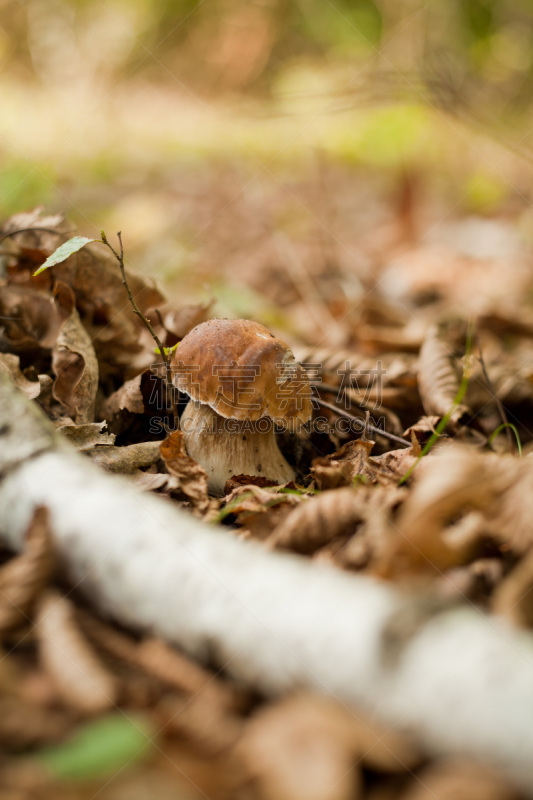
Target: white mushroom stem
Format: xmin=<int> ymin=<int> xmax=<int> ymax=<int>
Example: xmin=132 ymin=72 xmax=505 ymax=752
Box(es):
xmin=181 ymin=400 xmax=295 ymax=494
xmin=4 ymin=375 xmax=533 ymax=793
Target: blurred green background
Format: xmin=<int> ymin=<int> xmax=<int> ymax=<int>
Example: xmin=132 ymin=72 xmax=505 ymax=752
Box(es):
xmin=1 ymin=0 xmax=533 ymax=313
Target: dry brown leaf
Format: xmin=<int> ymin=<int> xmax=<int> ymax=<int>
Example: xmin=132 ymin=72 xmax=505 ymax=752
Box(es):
xmin=398 ymin=759 xmax=517 ymax=800
xmin=160 ymin=300 xmax=214 ymax=341
xmin=311 ymin=439 xmax=378 ymax=490
xmin=220 ymin=484 xmax=301 ymax=540
xmin=129 ymin=471 xmax=181 ymax=493
xmin=0 ymin=208 xmax=72 ymax=270
xmin=0 ymin=695 xmax=72 ymax=750
xmin=493 ymin=549 xmax=533 ymax=628
xmin=371 ymin=445 xmax=420 ymax=481
xmin=36 ymin=591 xmax=118 ymax=714
xmin=0 ymin=507 xmax=55 ymax=635
xmin=375 ymin=446 xmax=527 ymax=577
xmin=238 ymin=693 xmax=362 ymax=800
xmin=0 ymin=284 xmax=64 ymax=354
xmin=295 ymin=347 xmax=419 ymax=412
xmin=100 ymin=369 xmax=172 ymax=436
xmin=2 ymin=209 xmax=166 ymax=379
xmin=77 ymin=611 xmax=241 ymax=717
xmin=57 ymin=420 xmax=116 ymax=450
xmin=88 ymin=440 xmax=162 ymax=473
xmin=417 ymin=325 xmax=471 ymax=428
xmin=159 ymin=693 xmax=244 ymax=756
xmin=330 ymin=485 xmax=407 ymax=572
xmin=223 ymin=483 xmax=302 ymax=515
xmin=137 ymin=638 xmax=235 ymax=703
xmin=0 ymin=353 xmax=43 ymax=400
xmin=223 ymin=473 xmax=280 ymax=493
xmin=52 ymin=282 xmax=99 ymax=423
xmin=160 ymin=430 xmax=210 ymax=513
xmin=403 ymin=415 xmax=441 ymax=442
xmin=268 ymin=488 xmax=364 ymax=553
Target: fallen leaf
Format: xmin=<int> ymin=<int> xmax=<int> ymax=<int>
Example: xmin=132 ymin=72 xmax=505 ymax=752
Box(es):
xmin=88 ymin=440 xmax=162 ymax=473
xmin=0 ymin=506 xmax=55 ymax=635
xmin=268 ymin=488 xmax=364 ymax=554
xmin=311 ymin=439 xmax=378 ymax=490
xmin=417 ymin=325 xmax=471 ymax=428
xmin=0 ymin=352 xmax=43 ymax=400
xmin=57 ymin=420 xmax=116 ymax=451
xmin=493 ymin=549 xmax=533 ymax=628
xmin=160 ymin=430 xmax=210 ymax=514
xmin=238 ymin=693 xmax=362 ymax=800
xmin=36 ymin=591 xmax=118 ymax=715
xmin=52 ymin=282 xmax=99 ymax=423
xmin=397 ymin=758 xmax=516 ymax=800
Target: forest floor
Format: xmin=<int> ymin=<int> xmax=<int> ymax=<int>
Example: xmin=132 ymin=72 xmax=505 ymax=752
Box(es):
xmin=1 ymin=108 xmax=533 ymax=799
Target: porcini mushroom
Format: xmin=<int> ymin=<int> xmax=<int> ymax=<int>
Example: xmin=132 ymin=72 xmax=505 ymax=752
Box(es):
xmin=172 ymin=318 xmax=312 ymax=494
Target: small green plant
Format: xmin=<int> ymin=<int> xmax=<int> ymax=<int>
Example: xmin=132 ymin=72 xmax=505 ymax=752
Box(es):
xmin=34 ymin=231 xmax=179 ymax=429
xmin=488 ymin=422 xmax=522 ymax=456
xmin=37 ymin=713 xmax=153 ymax=781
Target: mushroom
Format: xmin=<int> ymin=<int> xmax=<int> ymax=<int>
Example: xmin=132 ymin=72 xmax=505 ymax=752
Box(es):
xmin=172 ymin=318 xmax=312 ymax=494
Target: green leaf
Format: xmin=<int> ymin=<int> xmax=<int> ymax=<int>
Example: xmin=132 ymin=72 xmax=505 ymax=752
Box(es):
xmin=37 ymin=713 xmax=153 ymax=781
xmin=33 ymin=236 xmax=97 ymax=275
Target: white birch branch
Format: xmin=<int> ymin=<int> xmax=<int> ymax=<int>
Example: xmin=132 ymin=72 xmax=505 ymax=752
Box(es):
xmin=1 ymin=372 xmax=533 ymax=793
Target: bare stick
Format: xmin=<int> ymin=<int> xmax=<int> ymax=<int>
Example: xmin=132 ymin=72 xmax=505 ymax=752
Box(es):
xmin=3 ymin=374 xmax=533 ymax=792
xmin=314 ymin=397 xmax=410 ymax=448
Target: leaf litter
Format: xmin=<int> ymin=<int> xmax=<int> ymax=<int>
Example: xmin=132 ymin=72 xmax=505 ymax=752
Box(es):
xmin=1 ymin=201 xmax=533 ymax=800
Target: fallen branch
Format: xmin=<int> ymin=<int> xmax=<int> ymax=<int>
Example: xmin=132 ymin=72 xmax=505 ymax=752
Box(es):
xmin=1 ymin=372 xmax=533 ymax=793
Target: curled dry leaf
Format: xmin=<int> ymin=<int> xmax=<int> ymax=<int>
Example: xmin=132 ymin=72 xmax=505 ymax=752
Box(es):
xmin=220 ymin=484 xmax=302 ymax=540
xmin=0 ymin=352 xmax=42 ymax=400
xmin=238 ymin=692 xmax=362 ymax=800
xmin=376 ymin=445 xmax=533 ymax=576
xmin=0 ymin=506 xmax=55 ymax=635
xmin=311 ymin=439 xmax=378 ymax=490
xmin=493 ymin=549 xmax=533 ymax=628
xmin=57 ymin=420 xmax=115 ymax=451
xmin=238 ymin=693 xmax=421 ymax=800
xmin=52 ymin=282 xmax=98 ymax=423
xmin=398 ymin=758 xmax=517 ymax=800
xmin=268 ymin=487 xmax=364 ymax=554
xmin=295 ymin=347 xmax=419 ymax=412
xmin=160 ymin=430 xmax=210 ymax=513
xmin=223 ymin=483 xmax=300 ymax=516
xmin=88 ymin=440 xmax=162 ymax=473
xmin=0 ymin=208 xmax=72 ymax=267
xmin=0 ymin=695 xmax=71 ymax=750
xmin=370 ymin=444 xmax=420 ymax=482
xmin=403 ymin=415 xmax=441 ymax=443
xmin=100 ymin=369 xmax=171 ymax=436
xmin=159 ymin=692 xmax=244 ymax=756
xmin=417 ymin=325 xmax=471 ymax=428
xmin=334 ymin=485 xmax=407 ymax=572
xmin=36 ymin=591 xmax=118 ymax=714
xmin=0 ymin=285 xmax=64 ymax=355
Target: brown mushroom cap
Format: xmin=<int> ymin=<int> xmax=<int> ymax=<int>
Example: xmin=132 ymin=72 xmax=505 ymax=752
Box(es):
xmin=172 ymin=318 xmax=312 ymax=425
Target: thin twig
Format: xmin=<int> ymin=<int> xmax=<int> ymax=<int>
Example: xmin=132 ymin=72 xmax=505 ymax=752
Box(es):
xmin=314 ymin=397 xmax=410 ymax=448
xmin=101 ymin=231 xmax=180 ymax=430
